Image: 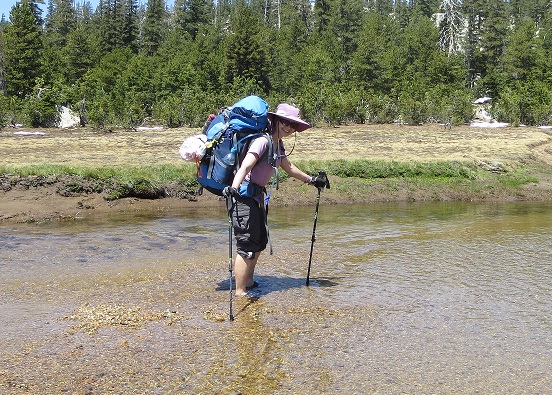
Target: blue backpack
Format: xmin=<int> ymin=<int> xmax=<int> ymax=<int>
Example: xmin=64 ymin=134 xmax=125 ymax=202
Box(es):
xmin=198 ymin=96 xmax=275 ymax=197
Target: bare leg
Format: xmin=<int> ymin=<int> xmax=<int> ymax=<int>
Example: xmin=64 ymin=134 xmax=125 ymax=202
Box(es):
xmin=234 ymin=252 xmax=260 ymax=296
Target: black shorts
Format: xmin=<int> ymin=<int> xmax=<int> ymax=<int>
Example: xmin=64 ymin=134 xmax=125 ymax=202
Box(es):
xmin=231 ymin=196 xmax=268 ymax=259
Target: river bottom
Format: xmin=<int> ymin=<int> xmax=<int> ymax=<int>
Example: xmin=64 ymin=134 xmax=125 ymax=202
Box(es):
xmin=1 ymin=202 xmax=551 ymax=394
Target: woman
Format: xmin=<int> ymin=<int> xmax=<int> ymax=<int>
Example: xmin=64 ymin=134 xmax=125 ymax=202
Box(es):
xmin=222 ymin=103 xmax=327 ymax=296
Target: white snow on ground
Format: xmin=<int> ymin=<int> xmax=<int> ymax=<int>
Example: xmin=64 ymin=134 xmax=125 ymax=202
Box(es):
xmin=13 ymin=131 xmax=45 ymax=135
xmin=470 ymin=120 xmax=510 ymax=128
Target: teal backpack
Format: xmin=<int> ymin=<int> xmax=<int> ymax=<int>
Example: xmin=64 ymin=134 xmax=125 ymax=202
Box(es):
xmin=198 ymin=95 xmax=276 ymax=197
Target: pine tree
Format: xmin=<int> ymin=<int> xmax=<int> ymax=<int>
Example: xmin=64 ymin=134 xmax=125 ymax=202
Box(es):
xmin=478 ymin=0 xmax=508 ymax=96
xmin=500 ymin=18 xmax=541 ymax=84
xmin=62 ymin=22 xmax=94 ymax=82
xmin=268 ymin=0 xmax=313 ymax=93
xmin=122 ymin=0 xmax=139 ymax=53
xmin=351 ymin=12 xmax=402 ymax=94
xmin=141 ymin=0 xmax=168 ymax=55
xmin=373 ymin=0 xmax=393 ymax=16
xmin=496 ymin=18 xmax=549 ymax=124
xmin=0 ymin=22 xmax=6 ymax=93
xmin=462 ymin=0 xmax=486 ymax=87
xmin=541 ymin=3 xmax=552 ymax=51
xmin=223 ymin=3 xmax=270 ymax=94
xmin=3 ymin=2 xmax=44 ymax=97
xmin=509 ymin=0 xmax=550 ymax=23
xmin=414 ymin=0 xmax=439 ymax=18
xmin=44 ymin=0 xmax=77 ymax=47
xmin=19 ymin=0 xmax=45 ymax=26
xmin=173 ymin=0 xmax=213 ymax=40
xmin=314 ymin=0 xmax=332 ymax=34
xmin=214 ymin=0 xmax=232 ymax=28
xmin=328 ymin=0 xmax=363 ymax=56
xmin=94 ymin=0 xmax=128 ymax=53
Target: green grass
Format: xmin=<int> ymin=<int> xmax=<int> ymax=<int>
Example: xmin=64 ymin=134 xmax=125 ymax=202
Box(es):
xmin=293 ymin=159 xmax=478 ymax=180
xmin=0 ymin=159 xmax=540 ymax=202
xmin=0 ymin=163 xmax=199 ymax=200
xmin=0 ymin=163 xmax=197 ymax=182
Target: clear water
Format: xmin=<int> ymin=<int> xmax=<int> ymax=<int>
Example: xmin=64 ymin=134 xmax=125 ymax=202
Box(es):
xmin=1 ymin=202 xmax=550 ymax=394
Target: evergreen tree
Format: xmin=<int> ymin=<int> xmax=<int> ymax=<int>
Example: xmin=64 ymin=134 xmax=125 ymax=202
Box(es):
xmin=223 ymin=3 xmax=270 ymax=95
xmin=44 ymin=0 xmax=77 ymax=47
xmin=399 ymin=14 xmax=467 ymax=124
xmin=496 ymin=18 xmax=550 ymax=124
xmin=76 ymin=0 xmax=94 ymax=23
xmin=541 ymin=4 xmax=552 ymax=51
xmin=173 ymin=0 xmax=213 ymax=40
xmin=1 ymin=0 xmax=551 ymax=127
xmin=314 ymin=0 xmax=332 ymax=34
xmin=141 ymin=0 xmax=168 ymax=55
xmin=19 ymin=0 xmax=45 ymax=26
xmin=268 ymin=0 xmax=313 ymax=94
xmin=122 ymin=0 xmax=139 ymax=52
xmin=0 ymin=23 xmax=6 ymax=93
xmin=351 ymin=12 xmax=401 ymax=95
xmin=500 ymin=18 xmax=541 ymax=85
xmin=478 ymin=0 xmax=508 ymax=96
xmin=94 ymin=0 xmax=128 ymax=53
xmin=393 ymin=0 xmax=412 ymax=28
xmin=214 ymin=0 xmax=232 ymax=28
xmin=3 ymin=2 xmax=44 ymax=97
xmin=414 ymin=0 xmax=439 ymax=18
xmin=462 ymin=0 xmax=486 ymax=87
xmin=373 ymin=0 xmax=393 ymax=16
xmin=62 ymin=21 xmax=94 ymax=82
xmin=327 ymin=0 xmax=363 ymax=56
xmin=509 ymin=0 xmax=549 ymax=23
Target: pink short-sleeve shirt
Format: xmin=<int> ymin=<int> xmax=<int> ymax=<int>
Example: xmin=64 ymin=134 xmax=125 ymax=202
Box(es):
xmin=245 ymin=136 xmax=283 ymax=187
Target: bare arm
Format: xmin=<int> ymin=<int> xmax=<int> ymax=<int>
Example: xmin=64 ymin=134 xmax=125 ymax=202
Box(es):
xmin=280 ymin=155 xmax=311 ymax=183
xmin=231 ymin=152 xmax=259 ymax=189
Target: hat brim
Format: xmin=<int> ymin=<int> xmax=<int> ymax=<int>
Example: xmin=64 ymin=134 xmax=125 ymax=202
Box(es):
xmin=268 ymin=112 xmax=311 ymax=132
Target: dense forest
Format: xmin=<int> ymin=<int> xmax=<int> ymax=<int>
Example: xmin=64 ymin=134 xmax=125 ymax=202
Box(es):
xmin=0 ymin=0 xmax=551 ymax=129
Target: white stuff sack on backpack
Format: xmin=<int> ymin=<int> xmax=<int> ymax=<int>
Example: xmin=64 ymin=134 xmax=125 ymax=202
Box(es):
xmin=179 ymin=134 xmax=207 ymax=162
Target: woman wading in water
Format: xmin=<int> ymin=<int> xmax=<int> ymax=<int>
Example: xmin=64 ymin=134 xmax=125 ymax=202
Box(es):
xmin=222 ymin=103 xmax=327 ymax=296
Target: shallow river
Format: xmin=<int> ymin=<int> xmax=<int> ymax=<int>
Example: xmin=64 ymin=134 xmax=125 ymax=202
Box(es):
xmin=1 ymin=202 xmax=551 ymax=394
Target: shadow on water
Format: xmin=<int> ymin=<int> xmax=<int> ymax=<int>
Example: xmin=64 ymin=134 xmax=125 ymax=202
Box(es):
xmin=215 ymin=275 xmax=341 ymax=296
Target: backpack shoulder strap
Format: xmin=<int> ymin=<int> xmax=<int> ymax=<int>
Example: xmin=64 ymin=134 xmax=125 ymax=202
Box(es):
xmin=234 ymin=130 xmax=275 ymax=164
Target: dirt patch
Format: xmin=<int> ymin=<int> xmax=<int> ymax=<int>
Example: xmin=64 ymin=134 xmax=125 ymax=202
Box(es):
xmin=1 ymin=124 xmax=552 ymax=223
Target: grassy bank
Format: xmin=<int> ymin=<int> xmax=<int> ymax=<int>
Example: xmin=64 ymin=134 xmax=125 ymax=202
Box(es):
xmin=0 ymin=159 xmax=544 ymax=203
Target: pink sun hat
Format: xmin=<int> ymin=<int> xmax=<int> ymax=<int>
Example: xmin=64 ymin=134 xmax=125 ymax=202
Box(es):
xmin=268 ymin=103 xmax=311 ymax=132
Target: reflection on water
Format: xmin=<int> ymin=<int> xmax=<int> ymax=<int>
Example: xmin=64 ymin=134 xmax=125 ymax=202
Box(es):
xmin=1 ymin=202 xmax=551 ymax=393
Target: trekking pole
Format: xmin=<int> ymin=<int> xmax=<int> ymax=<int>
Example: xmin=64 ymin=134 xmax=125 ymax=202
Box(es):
xmin=306 ymin=171 xmax=330 ymax=286
xmin=226 ymin=196 xmax=235 ymax=321
xmin=306 ymin=186 xmax=322 ymax=286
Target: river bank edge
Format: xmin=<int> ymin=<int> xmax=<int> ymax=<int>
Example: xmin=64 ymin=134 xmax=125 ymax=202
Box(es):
xmin=2 ymin=162 xmax=552 ymax=224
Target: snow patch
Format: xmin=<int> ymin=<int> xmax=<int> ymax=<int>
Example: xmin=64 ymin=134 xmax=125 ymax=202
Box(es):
xmin=14 ymin=131 xmax=46 ymax=135
xmin=470 ymin=120 xmax=509 ymax=128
